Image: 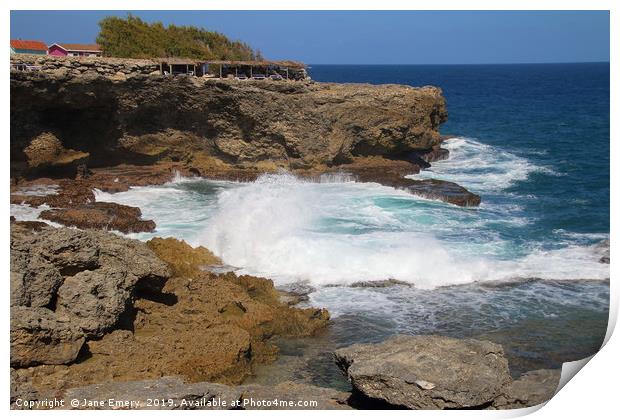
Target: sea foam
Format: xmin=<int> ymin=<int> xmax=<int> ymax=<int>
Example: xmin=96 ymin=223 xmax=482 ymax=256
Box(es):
xmin=408 ymin=137 xmax=557 ymax=193
xmin=195 ymin=173 xmax=608 ymax=288
xmin=89 ymin=139 xmax=608 ymax=289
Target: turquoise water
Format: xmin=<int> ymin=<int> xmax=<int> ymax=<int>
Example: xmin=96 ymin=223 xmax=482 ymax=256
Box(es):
xmin=91 ymin=63 xmax=609 ymax=384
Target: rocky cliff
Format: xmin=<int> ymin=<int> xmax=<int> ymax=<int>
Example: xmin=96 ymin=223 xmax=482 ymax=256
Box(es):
xmin=12 ymin=56 xmax=482 ymax=207
xmin=11 ymin=55 xmax=447 ymax=177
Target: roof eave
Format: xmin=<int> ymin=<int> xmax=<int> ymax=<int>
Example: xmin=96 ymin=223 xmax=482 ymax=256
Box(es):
xmin=48 ymin=43 xmax=67 ymax=52
xmin=48 ymin=43 xmax=101 ymax=53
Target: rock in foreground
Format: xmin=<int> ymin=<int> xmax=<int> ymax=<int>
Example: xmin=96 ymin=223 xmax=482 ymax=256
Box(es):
xmin=492 ymin=369 xmax=560 ymax=409
xmin=13 ymin=376 xmax=351 ymax=410
xmin=10 ymin=223 xmax=171 ymax=369
xmin=10 ymin=306 xmax=85 ymax=368
xmin=60 ymin=377 xmax=239 ymax=410
xmin=239 ymin=382 xmax=351 ymax=410
xmin=335 ymin=335 xmax=512 ymax=409
xmin=10 ymin=227 xmax=330 ymax=397
xmin=335 ymin=335 xmax=562 ymax=410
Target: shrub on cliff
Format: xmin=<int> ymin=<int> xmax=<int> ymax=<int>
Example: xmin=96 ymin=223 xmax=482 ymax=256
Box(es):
xmin=96 ymin=14 xmax=257 ymax=60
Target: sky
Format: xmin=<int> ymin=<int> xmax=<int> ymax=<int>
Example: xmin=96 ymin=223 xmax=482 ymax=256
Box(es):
xmin=10 ymin=10 xmax=610 ymax=64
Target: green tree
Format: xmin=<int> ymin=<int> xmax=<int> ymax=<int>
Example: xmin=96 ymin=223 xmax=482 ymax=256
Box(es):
xmin=96 ymin=14 xmax=257 ymax=60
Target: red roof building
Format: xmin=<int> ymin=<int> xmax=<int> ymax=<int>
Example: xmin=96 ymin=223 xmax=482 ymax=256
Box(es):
xmin=48 ymin=43 xmax=102 ymax=57
xmin=10 ymin=39 xmax=48 ymax=55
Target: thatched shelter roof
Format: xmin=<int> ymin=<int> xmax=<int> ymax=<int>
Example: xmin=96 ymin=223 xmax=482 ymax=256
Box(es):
xmin=205 ymin=60 xmax=306 ymax=69
xmin=156 ymin=57 xmax=199 ymax=65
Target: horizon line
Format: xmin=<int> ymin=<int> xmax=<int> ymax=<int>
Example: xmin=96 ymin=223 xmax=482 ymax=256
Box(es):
xmin=305 ymin=61 xmax=610 ymax=66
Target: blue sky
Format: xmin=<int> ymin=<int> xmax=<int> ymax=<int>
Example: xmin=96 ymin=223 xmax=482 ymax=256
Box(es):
xmin=10 ymin=10 xmax=610 ymax=64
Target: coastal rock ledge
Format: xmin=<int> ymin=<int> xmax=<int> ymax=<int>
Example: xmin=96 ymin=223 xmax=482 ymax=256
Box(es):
xmin=335 ymin=335 xmax=561 ymax=410
xmin=11 ymin=55 xmax=480 ymax=207
xmin=11 ymin=61 xmax=447 ymax=172
xmin=10 ymin=222 xmax=330 ymax=401
xmin=12 ymin=333 xmax=562 ymax=410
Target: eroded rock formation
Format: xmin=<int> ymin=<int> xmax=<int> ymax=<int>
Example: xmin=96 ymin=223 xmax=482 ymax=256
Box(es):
xmin=335 ymin=335 xmax=512 ymax=409
xmin=10 ymin=55 xmax=484 ymax=208
xmin=11 ymin=59 xmax=447 ymax=174
xmin=10 ymin=224 xmax=330 ymax=399
xmin=10 ymin=56 xmax=486 ymax=208
xmin=492 ymin=369 xmax=561 ymax=409
xmin=39 ymin=202 xmax=156 ymax=233
xmin=23 ymin=132 xmax=88 ymax=170
xmin=10 ymin=306 xmax=85 ymax=368
xmin=10 ymin=223 xmax=171 ymax=345
xmin=335 ymin=335 xmax=561 ymax=410
xmin=12 ymin=331 xmax=562 ymax=410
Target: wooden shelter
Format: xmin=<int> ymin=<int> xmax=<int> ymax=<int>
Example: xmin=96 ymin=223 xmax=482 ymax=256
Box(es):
xmin=203 ymin=60 xmax=307 ymax=80
xmin=158 ymin=58 xmax=198 ymax=76
xmin=155 ymin=58 xmax=308 ymax=80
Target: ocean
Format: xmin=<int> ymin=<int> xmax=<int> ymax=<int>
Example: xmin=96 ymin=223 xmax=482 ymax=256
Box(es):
xmin=90 ymin=63 xmax=610 ymax=387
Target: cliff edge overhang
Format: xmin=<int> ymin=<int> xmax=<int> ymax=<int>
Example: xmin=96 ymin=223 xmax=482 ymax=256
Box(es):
xmin=10 ymin=55 xmax=447 ymax=174
xmin=11 ymin=55 xmax=482 ymax=207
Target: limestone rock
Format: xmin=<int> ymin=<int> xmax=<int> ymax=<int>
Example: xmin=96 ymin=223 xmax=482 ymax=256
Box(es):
xmin=10 ymin=254 xmax=63 ymax=308
xmin=54 ymin=238 xmax=170 ymax=338
xmin=10 ymin=224 xmax=99 ymax=308
xmin=405 ymin=179 xmax=481 ymax=207
xmin=10 ymin=235 xmax=329 ymax=394
xmin=11 ymin=70 xmax=447 ymax=175
xmin=10 ymin=179 xmax=95 ymax=208
xmin=146 ymin=237 xmax=221 ymax=278
xmin=39 ymin=202 xmax=156 ymax=233
xmin=332 ymin=157 xmax=480 ymax=207
xmin=12 ymin=225 xmax=101 ymax=274
xmin=11 ymin=306 xmax=85 ymax=367
xmin=493 ymin=369 xmax=561 ymax=409
xmin=10 ymin=225 xmax=171 ymax=338
xmin=23 ymin=132 xmax=89 ymax=168
xmin=419 ymin=146 xmax=450 ymax=163
xmin=11 ymin=368 xmax=41 ymax=404
xmin=9 ymin=60 xmax=484 ymax=208
xmin=56 ymin=267 xmax=137 ymax=337
xmin=334 ymin=335 xmax=512 ymax=409
xmin=10 ymin=220 xmax=49 ymax=233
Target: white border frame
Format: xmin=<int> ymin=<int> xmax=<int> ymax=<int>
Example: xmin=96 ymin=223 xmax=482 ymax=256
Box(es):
xmin=3 ymin=2 xmax=616 ymax=419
